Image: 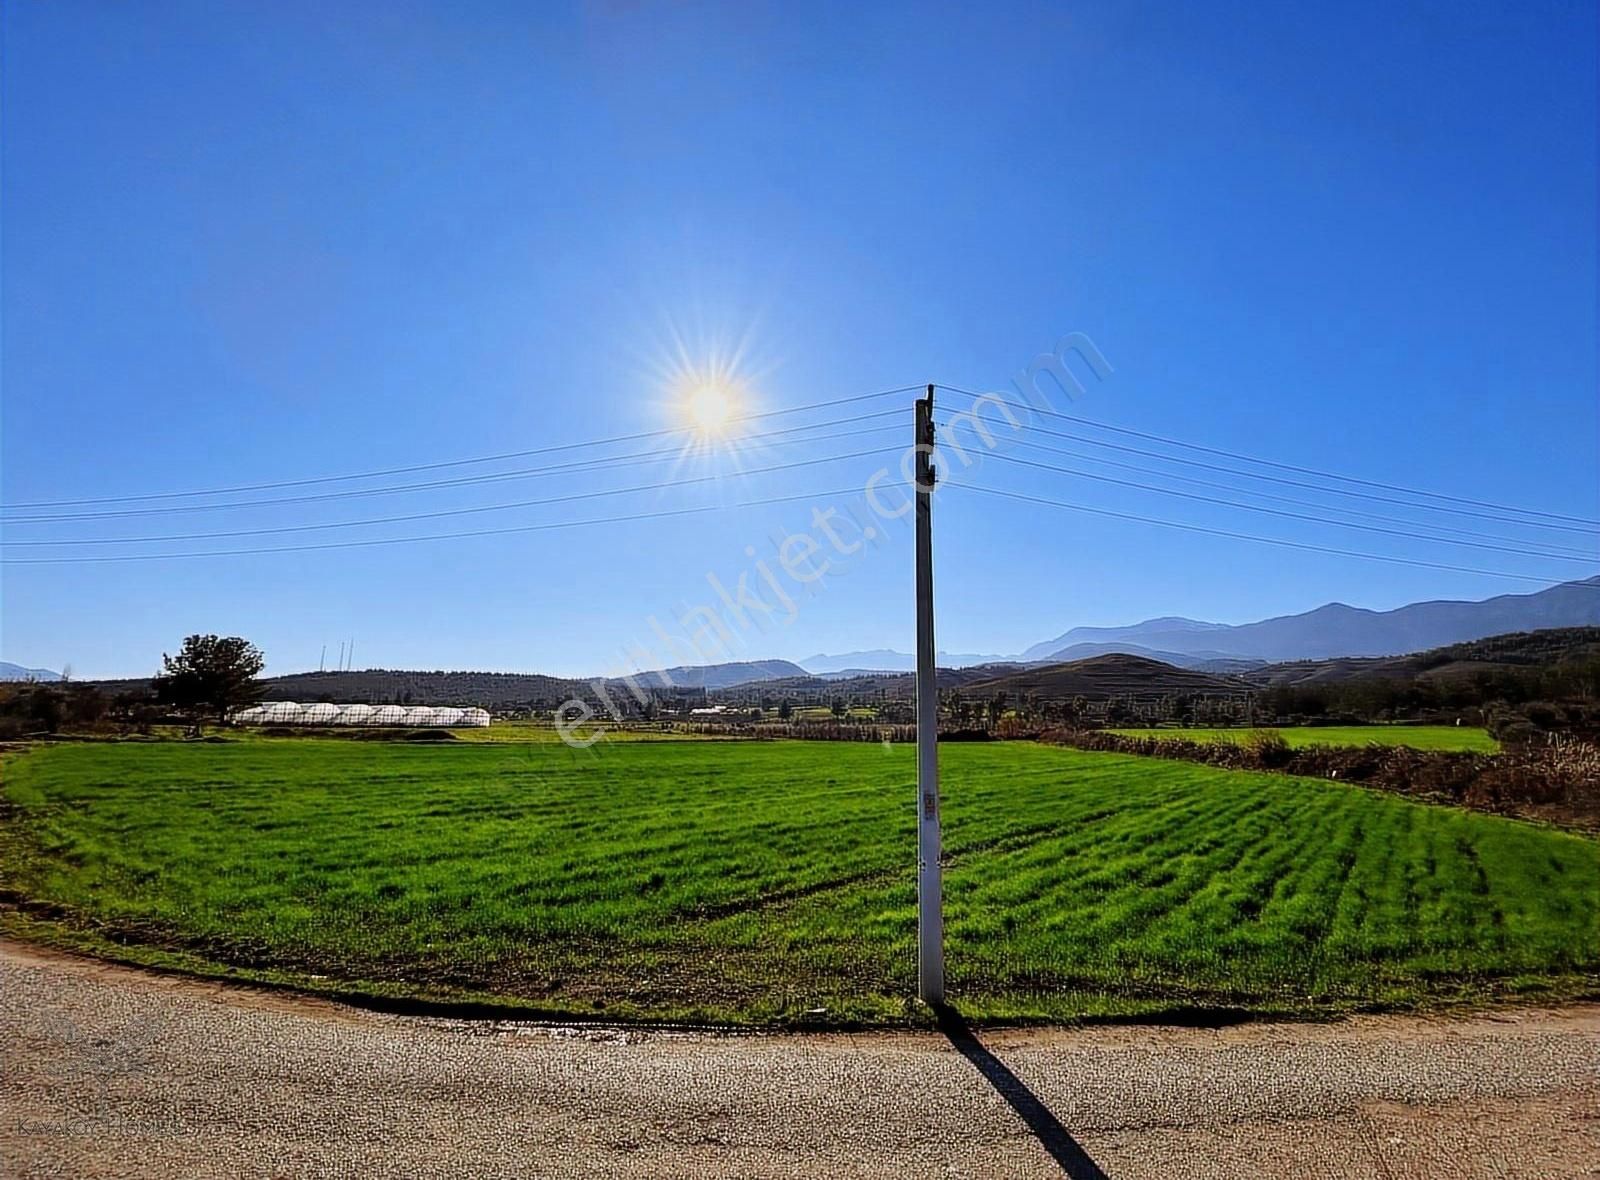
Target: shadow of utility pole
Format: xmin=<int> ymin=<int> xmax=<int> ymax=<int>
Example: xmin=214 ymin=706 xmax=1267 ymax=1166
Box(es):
xmin=935 ymin=1005 xmax=1111 ymax=1179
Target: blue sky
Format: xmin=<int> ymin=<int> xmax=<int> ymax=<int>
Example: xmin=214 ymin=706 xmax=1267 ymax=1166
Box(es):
xmin=3 ymin=1 xmax=1596 ymax=679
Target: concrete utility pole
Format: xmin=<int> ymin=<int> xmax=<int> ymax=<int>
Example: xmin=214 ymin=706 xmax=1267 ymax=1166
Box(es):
xmin=914 ymin=383 xmax=944 ymax=1005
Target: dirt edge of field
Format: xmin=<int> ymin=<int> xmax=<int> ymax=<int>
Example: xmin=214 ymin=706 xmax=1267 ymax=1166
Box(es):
xmin=6 ymin=918 xmax=1598 ymax=1039
xmin=6 ymin=935 xmax=1600 ymax=1053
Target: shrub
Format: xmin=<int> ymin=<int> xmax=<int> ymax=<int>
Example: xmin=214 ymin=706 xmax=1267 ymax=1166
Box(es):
xmin=1244 ymin=729 xmax=1292 ymax=767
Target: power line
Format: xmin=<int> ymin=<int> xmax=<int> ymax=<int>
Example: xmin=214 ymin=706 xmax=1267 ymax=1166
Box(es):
xmin=2 ymin=385 xmax=925 ymax=511
xmin=1 ymin=482 xmax=912 ymax=566
xmin=941 ymin=403 xmax=1600 ymax=537
xmin=936 ymin=385 xmax=1600 ymax=530
xmin=3 ymin=410 xmax=909 ymax=525
xmin=4 ymin=444 xmax=903 ymax=548
xmin=1004 ymin=415 xmax=1600 ymax=539
xmin=971 ymin=449 xmax=1595 ymax=565
xmin=938 ymin=423 xmax=1598 ymax=561
xmin=953 ymin=482 xmax=1597 ymax=587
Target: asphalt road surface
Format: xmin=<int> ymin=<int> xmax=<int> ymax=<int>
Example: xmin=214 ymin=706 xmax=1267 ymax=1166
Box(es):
xmin=3 ymin=940 xmax=1597 ymax=1178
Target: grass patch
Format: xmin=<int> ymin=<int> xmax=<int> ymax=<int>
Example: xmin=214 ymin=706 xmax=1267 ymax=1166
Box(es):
xmin=1 ymin=738 xmax=1592 ymax=1024
xmin=1109 ymin=725 xmax=1500 ymax=753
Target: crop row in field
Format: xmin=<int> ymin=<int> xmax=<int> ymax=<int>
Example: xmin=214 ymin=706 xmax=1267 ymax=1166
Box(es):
xmin=0 ymin=738 xmax=1592 ymax=1023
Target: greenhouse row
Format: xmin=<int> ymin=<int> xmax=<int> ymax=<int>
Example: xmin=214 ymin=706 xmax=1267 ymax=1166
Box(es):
xmin=230 ymin=702 xmax=491 ymax=727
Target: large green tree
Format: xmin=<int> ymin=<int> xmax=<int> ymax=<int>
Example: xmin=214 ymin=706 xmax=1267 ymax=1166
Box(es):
xmin=154 ymin=635 xmax=265 ymax=723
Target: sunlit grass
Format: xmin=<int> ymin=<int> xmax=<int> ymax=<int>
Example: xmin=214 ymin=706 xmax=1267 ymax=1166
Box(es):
xmin=1 ymin=739 xmax=1591 ymax=1023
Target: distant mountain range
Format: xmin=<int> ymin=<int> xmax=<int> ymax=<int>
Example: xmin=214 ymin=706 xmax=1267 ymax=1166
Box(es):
xmin=1018 ymin=617 xmax=1231 ymax=660
xmin=37 ymin=576 xmax=1600 ymax=700
xmin=0 ymin=662 xmax=63 ymax=682
xmin=803 ymin=576 xmax=1600 ymax=674
xmin=1024 ymin=577 xmax=1600 ymax=663
xmin=229 ymin=625 xmax=1596 ymax=711
xmin=800 ymin=649 xmax=1008 ymax=674
xmin=610 ymin=660 xmax=809 ymax=690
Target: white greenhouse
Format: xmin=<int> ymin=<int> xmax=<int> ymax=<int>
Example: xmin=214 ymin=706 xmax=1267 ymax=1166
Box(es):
xmin=229 ymin=701 xmax=490 ymax=728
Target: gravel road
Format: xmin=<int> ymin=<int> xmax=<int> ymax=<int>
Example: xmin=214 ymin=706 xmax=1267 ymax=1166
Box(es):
xmin=3 ymin=940 xmax=1596 ymax=1178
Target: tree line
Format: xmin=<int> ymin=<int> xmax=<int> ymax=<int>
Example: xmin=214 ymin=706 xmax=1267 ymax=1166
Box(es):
xmin=0 ymin=634 xmax=263 ymax=738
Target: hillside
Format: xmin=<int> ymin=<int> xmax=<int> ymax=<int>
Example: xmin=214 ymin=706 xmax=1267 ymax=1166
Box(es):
xmin=258 ymin=670 xmax=589 ymax=709
xmin=720 ymin=663 xmax=1024 ymax=703
xmin=1250 ymin=626 xmax=1600 ymax=688
xmin=1036 ymin=641 xmax=1256 ymax=669
xmin=81 ymin=659 xmax=809 ymax=709
xmin=963 ymin=654 xmax=1252 ymax=701
xmin=616 ymin=660 xmax=808 ymax=691
xmin=799 ymin=649 xmax=1009 ymax=674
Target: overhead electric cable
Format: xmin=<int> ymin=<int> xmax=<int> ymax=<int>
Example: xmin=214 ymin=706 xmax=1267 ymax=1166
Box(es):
xmin=3 ymin=410 xmax=910 ymax=524
xmin=952 ymin=482 xmax=1598 ymax=587
xmin=5 ymin=445 xmax=903 ymax=547
xmin=0 ymin=482 xmax=913 ymax=566
xmin=2 ymin=384 xmax=924 ymax=511
xmin=934 ymin=423 xmax=1598 ymax=561
xmin=967 ymin=446 xmax=1596 ymax=565
xmin=936 ymin=384 xmax=1600 ymax=530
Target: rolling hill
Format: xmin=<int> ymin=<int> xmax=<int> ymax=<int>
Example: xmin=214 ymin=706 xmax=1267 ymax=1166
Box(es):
xmin=82 ymin=660 xmax=810 ymax=709
xmin=721 ymin=663 xmax=1027 ymax=703
xmin=613 ymin=660 xmax=809 ymax=691
xmin=799 ymin=649 xmax=1009 ymax=674
xmin=259 ymin=670 xmax=589 ymax=708
xmin=961 ymin=654 xmax=1252 ymax=701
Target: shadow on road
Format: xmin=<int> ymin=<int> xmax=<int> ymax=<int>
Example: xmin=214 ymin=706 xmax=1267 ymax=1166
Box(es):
xmin=935 ymin=1005 xmax=1110 ymax=1179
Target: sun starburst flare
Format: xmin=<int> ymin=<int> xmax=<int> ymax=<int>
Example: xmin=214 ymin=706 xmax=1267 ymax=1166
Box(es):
xmin=641 ymin=312 xmax=783 ymax=476
xmin=681 ymin=378 xmax=744 ymax=438
xmin=665 ymin=350 xmax=763 ymax=461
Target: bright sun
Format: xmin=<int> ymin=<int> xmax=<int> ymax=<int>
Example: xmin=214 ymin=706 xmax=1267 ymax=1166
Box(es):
xmin=681 ymin=380 xmax=743 ymax=437
xmin=653 ymin=332 xmax=763 ymax=451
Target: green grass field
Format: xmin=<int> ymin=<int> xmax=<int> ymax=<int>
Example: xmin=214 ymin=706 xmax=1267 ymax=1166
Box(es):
xmin=1 ymin=738 xmax=1593 ymax=1024
xmin=1109 ymin=725 xmax=1501 ymax=753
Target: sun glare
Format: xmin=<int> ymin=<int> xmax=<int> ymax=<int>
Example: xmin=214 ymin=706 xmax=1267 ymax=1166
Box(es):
xmin=684 ymin=382 xmax=740 ymax=435
xmin=645 ymin=317 xmax=774 ymax=460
